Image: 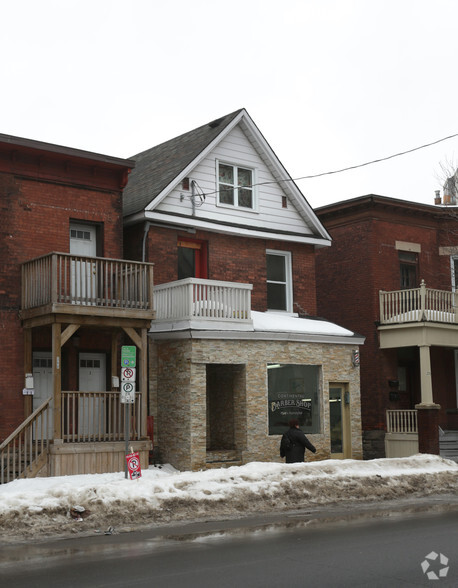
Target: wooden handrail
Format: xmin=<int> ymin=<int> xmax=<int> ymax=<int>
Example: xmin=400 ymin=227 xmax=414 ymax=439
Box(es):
xmin=0 ymin=398 xmax=52 ymax=484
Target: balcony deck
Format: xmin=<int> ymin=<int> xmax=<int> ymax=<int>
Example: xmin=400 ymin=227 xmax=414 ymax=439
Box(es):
xmin=20 ymin=252 xmax=155 ymax=325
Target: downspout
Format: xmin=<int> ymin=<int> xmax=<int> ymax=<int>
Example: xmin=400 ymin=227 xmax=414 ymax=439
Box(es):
xmin=142 ymin=221 xmax=151 ymax=262
xmin=141 ymin=220 xmax=151 ymax=449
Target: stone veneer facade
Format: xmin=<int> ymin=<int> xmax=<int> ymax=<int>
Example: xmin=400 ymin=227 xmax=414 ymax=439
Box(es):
xmin=149 ymin=336 xmax=363 ymax=471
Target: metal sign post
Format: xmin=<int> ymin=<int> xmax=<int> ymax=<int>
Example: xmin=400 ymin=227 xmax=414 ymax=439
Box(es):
xmin=121 ymin=347 xmax=136 ymax=479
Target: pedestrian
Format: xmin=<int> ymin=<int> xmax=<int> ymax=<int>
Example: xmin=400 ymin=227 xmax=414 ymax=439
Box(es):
xmin=280 ymin=418 xmax=316 ymax=463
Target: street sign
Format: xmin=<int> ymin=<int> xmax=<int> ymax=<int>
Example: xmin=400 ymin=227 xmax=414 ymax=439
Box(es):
xmin=125 ymin=451 xmax=142 ymax=480
xmin=121 ymin=367 xmax=136 ymax=382
xmin=120 ymin=381 xmax=136 ymax=404
xmin=121 ymin=346 xmax=136 ymax=367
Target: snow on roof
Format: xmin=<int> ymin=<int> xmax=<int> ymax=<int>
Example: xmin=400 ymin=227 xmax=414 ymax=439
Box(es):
xmin=252 ymin=311 xmax=355 ymax=337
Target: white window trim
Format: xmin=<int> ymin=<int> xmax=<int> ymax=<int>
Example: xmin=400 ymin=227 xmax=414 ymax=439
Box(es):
xmin=266 ymin=249 xmax=293 ymax=314
xmin=451 ymin=255 xmax=458 ymax=292
xmin=216 ymin=160 xmax=258 ymax=212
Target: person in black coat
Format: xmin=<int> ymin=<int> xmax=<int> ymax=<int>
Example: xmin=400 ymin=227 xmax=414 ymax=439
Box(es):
xmin=280 ymin=418 xmax=316 ymax=463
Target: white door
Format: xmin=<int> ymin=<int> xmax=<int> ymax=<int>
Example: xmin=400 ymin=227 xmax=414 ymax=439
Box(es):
xmin=78 ymin=353 xmax=106 ymax=438
xmin=32 ymin=352 xmax=53 ymax=439
xmin=70 ymin=223 xmax=97 ymax=303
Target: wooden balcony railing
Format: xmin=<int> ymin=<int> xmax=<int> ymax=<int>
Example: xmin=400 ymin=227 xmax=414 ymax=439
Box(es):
xmin=22 ymin=253 xmax=154 ymax=312
xmin=379 ymin=280 xmax=458 ymax=325
xmin=154 ymin=277 xmax=253 ymax=323
xmin=61 ymin=391 xmax=142 ymax=442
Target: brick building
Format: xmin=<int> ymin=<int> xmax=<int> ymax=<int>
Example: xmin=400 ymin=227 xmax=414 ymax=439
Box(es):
xmin=123 ymin=109 xmax=364 ymax=470
xmin=0 ymin=134 xmax=153 ymax=481
xmin=315 ymin=195 xmax=458 ymax=460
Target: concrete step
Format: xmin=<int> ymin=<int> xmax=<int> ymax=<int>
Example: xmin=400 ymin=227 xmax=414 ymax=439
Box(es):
xmin=439 ymin=430 xmax=458 ymax=463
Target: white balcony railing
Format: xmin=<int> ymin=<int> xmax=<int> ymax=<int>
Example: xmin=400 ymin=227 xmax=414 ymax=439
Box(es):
xmin=386 ymin=409 xmax=418 ymax=434
xmin=379 ymin=280 xmax=458 ymax=325
xmin=153 ymin=278 xmax=252 ymax=324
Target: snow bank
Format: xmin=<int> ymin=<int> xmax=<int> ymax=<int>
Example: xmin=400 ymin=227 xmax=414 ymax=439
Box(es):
xmin=0 ymin=455 xmax=457 ymax=542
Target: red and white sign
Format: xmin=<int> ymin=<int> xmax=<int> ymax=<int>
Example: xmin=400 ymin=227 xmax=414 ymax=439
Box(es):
xmin=126 ymin=451 xmax=142 ymax=480
xmin=121 ymin=367 xmax=136 ymax=382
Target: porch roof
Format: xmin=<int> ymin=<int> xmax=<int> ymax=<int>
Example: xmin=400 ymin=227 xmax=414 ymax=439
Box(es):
xmin=149 ymin=310 xmax=365 ymax=346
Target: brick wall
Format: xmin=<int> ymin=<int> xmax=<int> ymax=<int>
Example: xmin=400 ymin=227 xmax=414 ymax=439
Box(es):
xmin=124 ymin=224 xmax=318 ymax=315
xmin=0 ymin=171 xmax=124 ymax=440
xmin=315 ymin=200 xmax=456 ymax=458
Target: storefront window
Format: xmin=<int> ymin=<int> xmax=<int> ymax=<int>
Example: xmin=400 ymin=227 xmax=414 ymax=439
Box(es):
xmin=268 ymin=364 xmax=321 ymax=435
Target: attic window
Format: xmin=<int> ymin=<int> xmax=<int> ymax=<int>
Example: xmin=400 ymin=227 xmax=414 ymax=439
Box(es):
xmin=217 ymin=161 xmax=255 ymax=210
xmin=282 ymin=196 xmax=287 ymax=208
xmin=182 ymin=177 xmax=190 ymax=191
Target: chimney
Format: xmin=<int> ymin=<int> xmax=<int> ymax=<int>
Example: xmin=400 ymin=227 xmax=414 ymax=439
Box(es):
xmin=434 ymin=190 xmax=442 ymax=205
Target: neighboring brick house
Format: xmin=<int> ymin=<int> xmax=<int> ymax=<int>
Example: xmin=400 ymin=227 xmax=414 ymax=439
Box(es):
xmin=0 ymin=134 xmax=153 ymax=481
xmin=315 ymin=194 xmax=458 ymax=460
xmin=123 ymin=109 xmax=364 ymax=471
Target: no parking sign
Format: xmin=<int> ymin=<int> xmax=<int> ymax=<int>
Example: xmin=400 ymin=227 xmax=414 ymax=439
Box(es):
xmin=126 ymin=451 xmax=142 ymax=480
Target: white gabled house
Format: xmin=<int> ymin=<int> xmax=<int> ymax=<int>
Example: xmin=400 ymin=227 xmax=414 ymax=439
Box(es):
xmin=123 ymin=109 xmax=364 ymax=470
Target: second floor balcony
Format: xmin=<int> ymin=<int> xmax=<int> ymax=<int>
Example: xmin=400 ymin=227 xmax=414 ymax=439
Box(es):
xmin=21 ymin=252 xmax=155 ymax=322
xmin=379 ymin=280 xmax=458 ymax=326
xmin=151 ymin=277 xmax=253 ymax=332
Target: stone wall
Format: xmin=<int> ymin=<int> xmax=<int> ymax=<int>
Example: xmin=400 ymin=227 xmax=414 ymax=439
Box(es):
xmin=149 ymin=336 xmax=362 ymax=471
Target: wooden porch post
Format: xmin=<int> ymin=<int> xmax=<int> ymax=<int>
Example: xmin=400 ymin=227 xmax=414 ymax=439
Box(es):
xmin=111 ymin=331 xmax=118 ymax=390
xmin=24 ymin=328 xmax=33 ymax=418
xmin=52 ymin=322 xmax=62 ymax=440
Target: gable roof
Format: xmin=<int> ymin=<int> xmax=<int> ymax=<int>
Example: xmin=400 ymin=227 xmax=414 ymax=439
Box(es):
xmin=123 ymin=110 xmax=243 ymax=217
xmin=123 ymin=109 xmax=331 ymax=243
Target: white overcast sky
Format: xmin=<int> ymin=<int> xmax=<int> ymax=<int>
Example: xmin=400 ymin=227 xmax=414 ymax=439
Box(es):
xmin=2 ymin=0 xmax=458 ymax=208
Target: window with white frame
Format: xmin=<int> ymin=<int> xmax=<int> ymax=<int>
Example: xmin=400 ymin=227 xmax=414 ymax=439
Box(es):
xmin=451 ymin=255 xmax=458 ymax=291
xmin=217 ymin=162 xmax=254 ymax=209
xmin=266 ymin=250 xmax=293 ymax=312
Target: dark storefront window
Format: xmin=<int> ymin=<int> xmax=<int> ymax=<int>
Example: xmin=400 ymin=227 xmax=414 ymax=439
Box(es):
xmin=268 ymin=364 xmax=321 ymax=435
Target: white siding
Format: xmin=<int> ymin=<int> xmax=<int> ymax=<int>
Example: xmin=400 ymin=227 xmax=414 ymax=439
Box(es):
xmin=155 ymin=125 xmax=313 ymax=236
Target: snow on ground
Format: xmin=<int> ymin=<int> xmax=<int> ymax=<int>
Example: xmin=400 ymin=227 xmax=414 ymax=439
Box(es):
xmin=0 ymin=455 xmax=457 ymax=542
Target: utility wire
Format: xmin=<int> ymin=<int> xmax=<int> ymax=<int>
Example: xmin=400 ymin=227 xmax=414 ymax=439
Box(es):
xmin=193 ymin=131 xmax=458 ymax=199
xmin=291 ymin=131 xmax=458 ymax=181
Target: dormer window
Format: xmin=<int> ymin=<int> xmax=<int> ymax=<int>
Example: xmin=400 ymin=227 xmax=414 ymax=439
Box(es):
xmin=217 ymin=162 xmax=255 ymax=209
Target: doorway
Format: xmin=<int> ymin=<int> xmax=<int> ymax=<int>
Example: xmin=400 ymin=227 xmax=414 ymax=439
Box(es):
xmin=178 ymin=239 xmax=208 ymax=279
xmin=329 ymin=384 xmax=351 ymax=458
xmin=32 ymin=352 xmax=53 ymax=439
xmin=206 ymin=364 xmax=245 ymax=453
xmin=70 ymin=223 xmax=98 ymax=303
xmin=78 ymin=352 xmax=106 ymax=438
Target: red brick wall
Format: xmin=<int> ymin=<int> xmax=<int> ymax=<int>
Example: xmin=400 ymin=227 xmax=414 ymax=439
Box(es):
xmin=0 ymin=171 xmax=124 ymax=440
xmin=124 ymin=224 xmax=317 ymax=315
xmin=315 ymin=203 xmax=448 ymax=439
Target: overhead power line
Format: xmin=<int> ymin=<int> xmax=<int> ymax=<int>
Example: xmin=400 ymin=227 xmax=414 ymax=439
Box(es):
xmin=291 ymin=131 xmax=458 ymax=181
xmin=191 ymin=131 xmax=458 ymax=200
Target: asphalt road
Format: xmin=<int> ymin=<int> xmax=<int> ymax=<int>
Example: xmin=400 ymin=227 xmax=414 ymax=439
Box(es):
xmin=1 ymin=497 xmax=457 ymax=587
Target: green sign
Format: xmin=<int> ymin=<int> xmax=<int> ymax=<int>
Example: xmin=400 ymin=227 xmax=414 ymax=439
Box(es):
xmin=121 ymin=345 xmax=136 ymax=367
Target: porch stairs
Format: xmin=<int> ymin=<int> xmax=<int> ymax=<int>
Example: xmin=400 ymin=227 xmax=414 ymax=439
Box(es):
xmin=439 ymin=429 xmax=458 ymax=463
xmin=0 ymin=398 xmax=51 ymax=484
xmin=206 ymin=449 xmax=242 ymax=469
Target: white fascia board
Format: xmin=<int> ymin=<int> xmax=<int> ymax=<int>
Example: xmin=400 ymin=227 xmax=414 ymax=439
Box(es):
xmin=143 ymin=210 xmax=331 ymax=247
xmin=148 ymin=329 xmax=365 ymax=346
xmin=145 ymin=111 xmax=246 ymax=213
